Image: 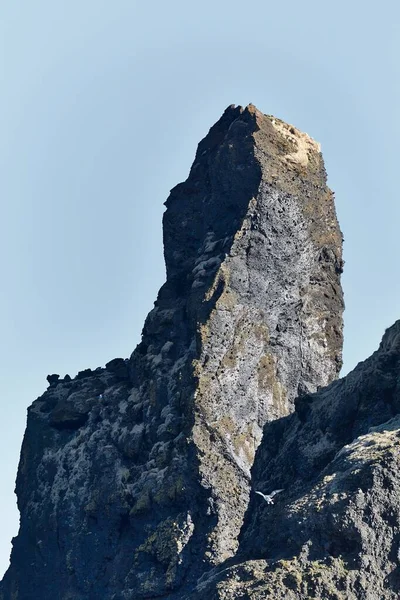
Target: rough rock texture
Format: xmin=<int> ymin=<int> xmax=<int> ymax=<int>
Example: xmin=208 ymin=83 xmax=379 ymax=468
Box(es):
xmin=0 ymin=105 xmax=343 ymax=600
xmin=192 ymin=321 xmax=400 ymax=600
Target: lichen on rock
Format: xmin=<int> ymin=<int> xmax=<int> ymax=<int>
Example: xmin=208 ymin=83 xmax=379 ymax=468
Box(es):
xmin=191 ymin=321 xmax=400 ymax=600
xmin=0 ymin=104 xmax=344 ymax=600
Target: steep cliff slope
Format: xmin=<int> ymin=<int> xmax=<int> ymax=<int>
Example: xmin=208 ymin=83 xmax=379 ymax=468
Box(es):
xmin=0 ymin=105 xmax=343 ymax=600
xmin=192 ymin=321 xmax=400 ymax=600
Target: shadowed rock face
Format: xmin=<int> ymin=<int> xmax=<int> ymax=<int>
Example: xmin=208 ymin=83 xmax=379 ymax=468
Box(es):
xmin=191 ymin=321 xmax=400 ymax=600
xmin=0 ymin=105 xmax=343 ymax=600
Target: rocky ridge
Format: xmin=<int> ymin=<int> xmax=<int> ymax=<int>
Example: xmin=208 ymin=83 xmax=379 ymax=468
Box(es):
xmin=1 ymin=104 xmax=344 ymax=599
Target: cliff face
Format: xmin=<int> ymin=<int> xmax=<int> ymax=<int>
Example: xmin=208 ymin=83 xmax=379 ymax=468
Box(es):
xmin=193 ymin=321 xmax=400 ymax=600
xmin=0 ymin=105 xmax=344 ymax=600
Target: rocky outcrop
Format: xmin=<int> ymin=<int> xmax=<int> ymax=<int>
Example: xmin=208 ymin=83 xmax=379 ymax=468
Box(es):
xmin=192 ymin=321 xmax=400 ymax=600
xmin=0 ymin=105 xmax=343 ymax=600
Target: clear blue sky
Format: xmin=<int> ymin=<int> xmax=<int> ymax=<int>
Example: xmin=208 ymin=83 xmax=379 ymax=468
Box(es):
xmin=0 ymin=0 xmax=399 ymax=577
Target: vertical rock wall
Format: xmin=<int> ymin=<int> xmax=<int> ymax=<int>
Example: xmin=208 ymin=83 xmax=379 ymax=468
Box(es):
xmin=0 ymin=105 xmax=343 ymax=600
xmin=189 ymin=322 xmax=400 ymax=600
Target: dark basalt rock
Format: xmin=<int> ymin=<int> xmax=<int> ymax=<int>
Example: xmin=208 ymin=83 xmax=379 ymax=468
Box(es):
xmin=46 ymin=373 xmax=60 ymax=386
xmin=76 ymin=368 xmax=93 ymax=379
xmin=191 ymin=321 xmax=400 ymax=600
xmin=105 ymin=358 xmax=129 ymax=380
xmin=0 ymin=105 xmax=344 ymax=600
xmin=49 ymin=401 xmax=91 ymax=430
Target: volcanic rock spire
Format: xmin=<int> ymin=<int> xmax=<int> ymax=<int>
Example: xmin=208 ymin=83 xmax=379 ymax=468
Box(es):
xmin=0 ymin=105 xmax=343 ymax=600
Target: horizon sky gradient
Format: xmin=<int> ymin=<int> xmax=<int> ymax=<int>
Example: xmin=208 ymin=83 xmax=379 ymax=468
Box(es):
xmin=1 ymin=0 xmax=399 ymax=577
